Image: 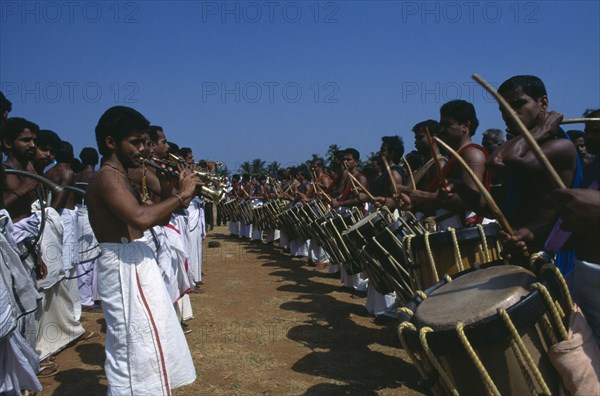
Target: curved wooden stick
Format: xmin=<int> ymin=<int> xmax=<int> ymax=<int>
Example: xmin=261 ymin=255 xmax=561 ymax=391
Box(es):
xmin=561 ymin=118 xmax=600 ymax=125
xmin=310 ymin=168 xmax=333 ymax=202
xmin=472 ymin=74 xmax=566 ymax=189
xmin=433 ymin=137 xmax=514 ymax=236
xmin=402 ymin=157 xmax=416 ymax=190
xmin=347 ymin=171 xmax=377 ymax=202
xmin=425 ymin=126 xmax=448 ymax=188
xmin=381 ymin=156 xmax=398 ymax=195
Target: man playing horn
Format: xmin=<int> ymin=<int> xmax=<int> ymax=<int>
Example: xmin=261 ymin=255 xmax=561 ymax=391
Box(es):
xmin=87 ymin=106 xmax=199 ymax=395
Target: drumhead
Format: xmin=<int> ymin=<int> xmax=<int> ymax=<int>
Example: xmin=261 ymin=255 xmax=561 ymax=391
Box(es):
xmin=413 ymin=265 xmax=536 ymax=331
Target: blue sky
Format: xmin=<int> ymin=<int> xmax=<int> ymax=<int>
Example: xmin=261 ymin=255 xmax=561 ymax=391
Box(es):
xmin=1 ymin=1 xmax=599 ymax=172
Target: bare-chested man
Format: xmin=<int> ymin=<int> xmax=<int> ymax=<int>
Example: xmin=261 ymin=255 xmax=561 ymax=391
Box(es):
xmin=410 ymin=120 xmax=447 ymax=190
xmin=407 ymin=100 xmax=489 ymax=228
xmin=45 ymin=141 xmax=75 ymax=211
xmin=488 ymin=76 xmax=578 ymax=265
xmin=2 ymin=118 xmax=40 ymax=223
xmin=332 ymin=148 xmax=369 ymax=209
xmin=87 ymin=106 xmax=199 ymax=394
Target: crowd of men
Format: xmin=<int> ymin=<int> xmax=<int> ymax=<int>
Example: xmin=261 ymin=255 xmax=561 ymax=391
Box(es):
xmin=1 ymin=73 xmax=599 ymax=395
xmin=1 ymin=99 xmax=208 ymax=395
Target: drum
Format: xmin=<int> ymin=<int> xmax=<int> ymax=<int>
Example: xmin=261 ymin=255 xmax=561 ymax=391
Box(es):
xmin=404 ymin=223 xmax=502 ymax=291
xmin=361 ymin=215 xmax=424 ymax=299
xmin=320 ymin=208 xmax=363 ymax=272
xmin=277 ymin=204 xmax=299 ymax=241
xmin=398 ymin=262 xmax=571 ymax=395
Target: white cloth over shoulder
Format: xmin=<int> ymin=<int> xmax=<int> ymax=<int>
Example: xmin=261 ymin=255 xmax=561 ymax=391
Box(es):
xmin=98 ymin=237 xmax=196 ymax=396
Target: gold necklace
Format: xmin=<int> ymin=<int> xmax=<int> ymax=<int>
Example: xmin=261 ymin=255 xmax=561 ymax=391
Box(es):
xmin=103 ymin=162 xmax=127 ymax=176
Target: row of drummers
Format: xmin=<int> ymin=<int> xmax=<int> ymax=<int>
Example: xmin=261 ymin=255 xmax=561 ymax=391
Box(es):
xmin=218 ymin=163 xmax=596 ymax=394
xmin=222 ymin=199 xmax=591 ymax=396
xmin=222 ymin=197 xmax=501 ymax=306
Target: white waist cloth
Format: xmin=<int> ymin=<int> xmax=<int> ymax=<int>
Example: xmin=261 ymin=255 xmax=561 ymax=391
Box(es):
xmin=98 ymin=238 xmax=196 ymax=396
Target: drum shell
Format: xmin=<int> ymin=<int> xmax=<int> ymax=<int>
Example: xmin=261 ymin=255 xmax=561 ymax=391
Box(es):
xmin=409 ymin=224 xmax=501 ymax=290
xmin=400 ymin=263 xmax=561 ymax=395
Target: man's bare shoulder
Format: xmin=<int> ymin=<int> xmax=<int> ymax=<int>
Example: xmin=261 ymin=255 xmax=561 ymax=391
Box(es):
xmin=462 ymin=145 xmax=487 ymax=161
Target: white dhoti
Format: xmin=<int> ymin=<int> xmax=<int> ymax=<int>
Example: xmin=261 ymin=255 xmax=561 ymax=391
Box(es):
xmin=265 ymin=229 xmax=280 ymax=243
xmin=340 ymin=266 xmax=368 ymax=292
xmin=575 ymin=259 xmax=600 ymax=345
xmin=228 ymin=221 xmax=239 ymax=236
xmin=61 ymin=208 xmax=83 ymax=321
xmin=98 ymin=238 xmax=196 ymax=395
xmin=0 ymin=212 xmax=41 ymax=394
xmin=290 ymin=238 xmax=308 ymax=257
xmin=365 ymin=288 xmax=397 ymax=318
xmin=144 ymin=227 xmax=179 ymax=304
xmin=76 ymin=204 xmax=101 ymax=307
xmin=279 ymin=230 xmax=289 ymax=249
xmin=165 ymin=220 xmax=194 ymax=302
xmin=251 ymin=226 xmax=262 ymax=241
xmin=0 ymin=332 xmax=41 ymax=395
xmin=188 ymin=199 xmax=205 ymax=284
xmin=308 ymin=239 xmax=330 ymax=263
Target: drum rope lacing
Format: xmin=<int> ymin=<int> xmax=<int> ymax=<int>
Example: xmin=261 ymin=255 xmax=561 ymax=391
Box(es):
xmin=499 ymin=308 xmax=552 ymax=395
xmin=456 ymin=322 xmax=501 ymax=396
xmin=448 ymin=227 xmax=465 ymax=272
xmin=420 ymin=327 xmax=459 ymax=395
xmin=398 ymin=265 xmax=570 ymax=395
xmin=476 ymin=224 xmax=491 ymax=262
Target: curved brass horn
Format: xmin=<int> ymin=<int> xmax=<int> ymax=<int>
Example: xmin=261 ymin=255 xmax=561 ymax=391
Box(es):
xmin=3 ymin=168 xmax=64 ymax=193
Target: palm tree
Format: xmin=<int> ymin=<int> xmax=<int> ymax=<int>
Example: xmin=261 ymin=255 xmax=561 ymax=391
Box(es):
xmin=239 ymin=161 xmax=252 ymax=175
xmin=251 ymin=158 xmax=266 ymax=175
xmin=326 ymin=144 xmax=341 ymax=168
xmin=266 ymin=161 xmax=281 ymax=177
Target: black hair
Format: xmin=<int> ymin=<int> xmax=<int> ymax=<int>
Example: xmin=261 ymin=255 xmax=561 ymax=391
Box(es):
xmin=311 ymin=158 xmax=325 ymax=168
xmin=232 ymin=174 xmax=240 ymax=181
xmin=583 ymin=108 xmax=600 ymax=118
xmin=95 ymin=106 xmax=150 ymax=156
xmin=55 ymin=140 xmax=74 ymax=163
xmin=412 ymin=120 xmax=439 ymax=136
xmin=80 ymin=147 xmax=99 ymax=166
xmin=35 ymin=129 xmax=61 ymax=151
xmin=498 ymin=75 xmax=547 ymax=101
xmin=381 ymin=135 xmax=405 ymax=163
xmin=179 ymin=147 xmax=192 ymax=158
xmin=71 ymin=158 xmax=83 ymax=173
xmin=566 ymin=130 xmax=585 ymax=140
xmin=343 ymin=148 xmax=360 ymax=161
xmin=440 ymin=100 xmax=479 ymax=136
xmin=404 ymin=150 xmax=424 ymax=171
xmin=3 ymin=117 xmax=40 ymax=152
xmin=147 ymin=125 xmax=163 ymax=143
xmin=168 ymin=142 xmax=179 ymax=155
xmin=0 ymin=91 xmax=12 ymax=114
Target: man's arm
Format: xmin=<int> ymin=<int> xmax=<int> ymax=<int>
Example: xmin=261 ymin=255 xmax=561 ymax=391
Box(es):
xmin=48 ymin=168 xmax=74 ymax=210
xmin=2 ymin=173 xmax=37 ymax=208
xmin=98 ymin=170 xmax=201 ymax=231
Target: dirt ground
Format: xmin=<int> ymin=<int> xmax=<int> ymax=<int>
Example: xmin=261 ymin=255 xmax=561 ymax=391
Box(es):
xmin=39 ymin=225 xmax=424 ymax=395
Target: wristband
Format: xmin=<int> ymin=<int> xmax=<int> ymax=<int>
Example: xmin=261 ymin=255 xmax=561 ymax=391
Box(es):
xmin=173 ymin=193 xmax=184 ymax=207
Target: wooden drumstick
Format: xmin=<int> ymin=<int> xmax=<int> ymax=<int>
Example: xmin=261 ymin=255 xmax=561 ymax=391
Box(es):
xmin=347 ymin=171 xmax=378 ymax=202
xmin=425 ymin=126 xmax=448 ymax=188
xmin=472 ymin=74 xmax=566 ymax=189
xmin=433 ymin=136 xmax=515 ymax=236
xmin=561 ymin=117 xmax=600 ymax=125
xmin=381 ymin=156 xmax=399 ymax=195
xmin=402 ymin=157 xmax=417 ymax=190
